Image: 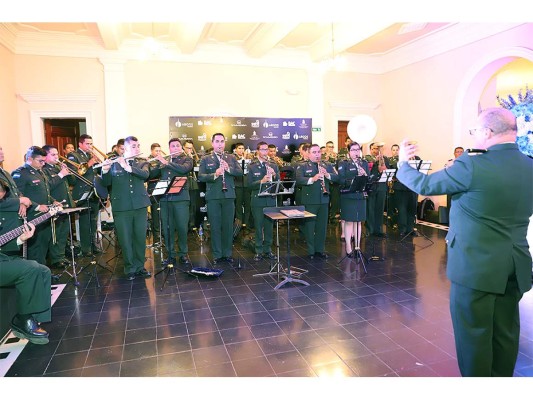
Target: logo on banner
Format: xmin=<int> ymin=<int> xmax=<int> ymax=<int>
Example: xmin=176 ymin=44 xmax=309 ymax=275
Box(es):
xmin=251 ymin=120 xmax=260 ymax=128
xmin=231 ymin=120 xmax=247 ymax=127
xmin=197 ymin=133 xmax=207 ymax=141
xmin=282 ymin=132 xmax=291 ymax=140
xmin=175 ymin=119 xmax=182 ymax=127
xmin=181 ymin=133 xmax=193 ymax=140
xmin=263 ymin=131 xmax=278 ymax=139
xmin=263 ymin=120 xmax=279 ymax=129
xmin=203 ymin=120 xmax=212 ymax=126
xmin=231 ymin=133 xmax=246 ymax=140
xmin=283 ymin=121 xmax=296 ymax=127
xmin=293 ymin=132 xmax=309 ymax=140
xmin=198 ymin=120 xmax=203 ymax=126
xmin=250 ymin=131 xmax=260 ymax=140
xmin=299 ymin=119 xmax=309 ymax=129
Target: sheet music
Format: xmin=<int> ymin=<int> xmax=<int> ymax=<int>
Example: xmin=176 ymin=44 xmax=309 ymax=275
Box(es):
xmin=408 ymin=160 xmax=432 ymax=175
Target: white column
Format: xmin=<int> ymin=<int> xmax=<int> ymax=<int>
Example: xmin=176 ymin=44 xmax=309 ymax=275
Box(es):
xmin=99 ymin=58 xmax=127 ymax=148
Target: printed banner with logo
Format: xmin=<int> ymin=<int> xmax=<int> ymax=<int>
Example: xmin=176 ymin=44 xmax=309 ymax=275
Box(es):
xmin=169 ymin=116 xmax=312 ymax=161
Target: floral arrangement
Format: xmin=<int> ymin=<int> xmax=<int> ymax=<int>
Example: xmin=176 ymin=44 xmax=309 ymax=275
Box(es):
xmin=497 ymin=86 xmax=533 ymax=157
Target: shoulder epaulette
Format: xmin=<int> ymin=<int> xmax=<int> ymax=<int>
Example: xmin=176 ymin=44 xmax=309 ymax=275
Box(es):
xmin=466 ymin=148 xmax=487 ymax=155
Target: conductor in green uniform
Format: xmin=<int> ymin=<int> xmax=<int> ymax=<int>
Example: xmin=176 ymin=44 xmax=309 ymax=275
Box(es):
xmin=198 ymin=133 xmax=243 ymax=265
xmin=0 ymin=183 xmax=51 ymax=345
xmin=397 ymin=108 xmax=533 ymax=377
xmin=101 ymin=136 xmax=152 ymax=281
xmin=151 ymin=138 xmax=193 ymax=265
xmin=295 ymin=144 xmax=338 ymax=259
xmin=247 ymin=142 xmax=279 ymax=261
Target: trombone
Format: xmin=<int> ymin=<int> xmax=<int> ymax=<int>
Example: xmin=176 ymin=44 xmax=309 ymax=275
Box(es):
xmin=59 ymin=155 xmax=88 ymax=175
xmin=58 ymin=160 xmax=93 ymax=185
xmin=91 ymin=146 xmax=108 ymax=163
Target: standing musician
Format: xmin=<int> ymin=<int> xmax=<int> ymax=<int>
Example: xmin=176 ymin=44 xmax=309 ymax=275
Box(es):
xmin=63 ymin=143 xmax=75 ymax=157
xmin=387 ymin=144 xmax=400 ymax=229
xmin=151 ymin=138 xmax=193 ymax=265
xmin=183 ymin=140 xmax=201 ymax=231
xmin=12 ymin=146 xmax=59 ymax=266
xmin=324 ymin=140 xmax=340 ymax=222
xmin=267 ymin=144 xmax=285 ymax=168
xmin=0 ymin=183 xmax=51 ymax=345
xmin=147 ymin=143 xmax=163 ymax=240
xmin=67 ymin=134 xmax=102 ymax=256
xmin=364 ymin=142 xmax=390 ymax=237
xmin=233 ymin=142 xmax=252 ymax=232
xmin=337 ymin=142 xmax=369 ymax=256
xmin=198 ymin=133 xmax=243 ymax=265
xmin=248 ymin=142 xmax=279 ymax=261
xmin=42 ymin=145 xmax=74 ymax=269
xmin=0 ymin=145 xmax=32 ymax=255
xmin=394 ymin=148 xmax=421 ymax=236
xmin=295 ymin=144 xmax=338 ymax=259
xmin=101 ymin=136 xmax=152 ymax=281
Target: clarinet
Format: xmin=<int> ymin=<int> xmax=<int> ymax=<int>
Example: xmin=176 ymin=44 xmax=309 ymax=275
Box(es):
xmin=215 ymin=151 xmax=228 ymax=191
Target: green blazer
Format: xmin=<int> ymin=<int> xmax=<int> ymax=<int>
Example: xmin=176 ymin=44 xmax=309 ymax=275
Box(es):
xmin=101 ymin=158 xmax=151 ymax=212
xmin=67 ymin=149 xmax=97 ymax=201
xmin=295 ymin=160 xmax=339 ymax=205
xmin=151 ymin=154 xmax=193 ymax=202
xmin=248 ymin=160 xmax=280 ymax=207
xmin=198 ymin=152 xmax=243 ymax=200
xmin=397 ymin=143 xmax=533 ymax=295
xmin=11 ymin=164 xmax=54 ymax=218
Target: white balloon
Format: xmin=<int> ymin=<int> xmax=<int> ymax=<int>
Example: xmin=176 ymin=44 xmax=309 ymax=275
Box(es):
xmin=347 ymin=115 xmax=377 ymax=143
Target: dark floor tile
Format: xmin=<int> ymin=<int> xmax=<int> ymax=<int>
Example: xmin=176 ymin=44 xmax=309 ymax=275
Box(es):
xmin=120 ymin=356 xmax=158 ymax=377
xmin=156 ymin=322 xmax=188 ymax=339
xmin=214 ymin=315 xmax=248 ymax=330
xmin=242 ymin=311 xmax=275 ymax=326
xmin=427 ymin=358 xmax=461 ymax=377
xmin=287 ymin=330 xmax=327 ymax=350
xmin=219 ymin=326 xmax=255 ymax=344
xmin=344 ymin=353 xmax=394 ymax=377
xmin=298 ymin=344 xmax=343 ymax=367
xmin=403 ymin=341 xmax=453 ymax=365
xmin=189 ymin=331 xmax=224 ymax=349
xmin=5 ymin=356 xmax=52 ymax=377
xmin=232 ymin=355 xmax=275 ymax=377
xmin=267 ymin=350 xmax=309 ymax=374
xmin=303 ymin=313 xmax=339 ymax=330
xmin=310 ymin=360 xmax=358 ymax=377
xmin=85 ymin=345 xmax=123 ymax=367
xmin=226 ymin=340 xmax=264 ymax=361
xmin=55 ymin=335 xmax=94 ymax=354
xmin=92 ymin=330 xmax=126 ymax=349
xmin=46 ymin=350 xmax=89 ymax=374
xmin=156 ymin=336 xmax=191 ymax=355
xmin=186 ymin=318 xmax=218 ymax=335
xmin=126 ymin=315 xmax=157 ymax=330
xmin=192 ymin=344 xmax=231 ymax=368
xmin=256 ymin=334 xmax=296 ymax=355
xmin=375 ymin=347 xmax=422 ymax=372
xmin=157 ymin=351 xmax=195 ymax=375
xmin=95 ymin=319 xmax=128 ymax=335
xmin=62 ymin=323 xmax=98 ymax=339
xmin=249 ymin=322 xmax=284 ymax=340
xmin=196 ymin=362 xmax=236 ymax=377
xmin=156 ymin=311 xmax=185 ymax=326
xmin=82 ymin=362 xmax=121 ymax=377
xmin=122 ymin=340 xmax=157 ymax=361
xmin=125 ymin=327 xmax=157 ymax=344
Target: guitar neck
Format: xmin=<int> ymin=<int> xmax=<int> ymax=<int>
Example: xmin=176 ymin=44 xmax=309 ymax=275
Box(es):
xmin=0 ymin=212 xmax=52 ymax=248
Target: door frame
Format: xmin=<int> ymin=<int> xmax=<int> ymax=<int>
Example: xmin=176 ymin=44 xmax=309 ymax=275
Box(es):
xmin=30 ymin=110 xmax=94 ymax=145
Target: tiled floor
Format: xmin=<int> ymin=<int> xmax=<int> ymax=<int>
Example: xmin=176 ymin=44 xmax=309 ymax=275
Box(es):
xmin=4 ymin=221 xmax=533 ymax=378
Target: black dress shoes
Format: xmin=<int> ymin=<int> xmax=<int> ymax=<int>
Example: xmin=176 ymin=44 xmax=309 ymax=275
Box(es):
xmin=135 ymin=268 xmax=152 ymax=278
xmin=126 ymin=273 xmax=135 ymax=281
xmin=11 ymin=314 xmax=49 ymax=345
xmin=213 ymin=257 xmax=224 ymax=265
xmin=92 ymin=247 xmax=103 ymax=254
xmin=263 ymin=252 xmax=276 ymax=260
xmin=224 ymin=256 xmax=234 ymax=263
xmin=179 ymin=256 xmax=191 ymax=264
xmin=253 ymin=254 xmax=263 ymax=261
xmin=315 ymin=252 xmax=329 ymax=259
xmin=162 ymin=257 xmax=176 ymax=266
xmin=50 ymin=260 xmax=69 ymax=270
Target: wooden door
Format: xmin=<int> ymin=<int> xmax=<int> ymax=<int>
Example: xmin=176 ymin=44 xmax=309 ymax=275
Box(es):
xmin=337 ymin=120 xmax=348 ymax=153
xmin=43 ymin=119 xmax=83 ymax=155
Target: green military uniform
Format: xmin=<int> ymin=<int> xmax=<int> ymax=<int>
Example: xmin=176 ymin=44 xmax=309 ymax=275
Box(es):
xmin=147 ymin=159 xmax=162 ymax=238
xmin=290 ymin=155 xmax=305 ymax=205
xmin=42 ymin=163 xmax=75 ymax=265
xmin=0 ymin=166 xmax=24 ymax=253
xmin=67 ymin=149 xmax=100 ymax=255
xmin=154 ymin=153 xmax=193 ymax=261
xmin=397 ymin=143 xmax=533 ymax=376
xmin=295 ymin=160 xmax=338 ymax=256
xmin=392 ymin=156 xmax=420 ymax=235
xmin=234 ymin=156 xmax=252 ymax=230
xmin=363 ymin=154 xmax=390 ymax=236
xmin=0 ymin=203 xmax=52 ymax=327
xmin=101 ymin=158 xmax=151 ymax=275
xmin=323 ymin=155 xmax=340 ymax=221
xmin=198 ymin=152 xmax=243 ymax=260
xmin=337 ymin=158 xmax=369 ymax=222
xmin=188 ymin=157 xmax=201 ymax=230
xmin=12 ymin=164 xmax=54 ymax=265
xmin=247 ymin=159 xmax=279 ymax=256
xmin=386 ymin=155 xmax=399 ymax=228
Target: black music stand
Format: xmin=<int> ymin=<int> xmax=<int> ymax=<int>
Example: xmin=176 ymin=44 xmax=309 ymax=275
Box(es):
xmin=255 ymin=205 xmax=314 ymax=290
xmin=337 ymin=175 xmax=369 ymax=273
xmin=55 ymin=206 xmax=86 ymax=286
xmin=383 ymin=169 xmax=397 ymax=228
xmin=153 ymin=176 xmax=187 ymax=291
xmin=76 ymin=190 xmax=112 ymax=287
xmin=146 ymin=180 xmax=165 ymax=252
xmin=399 ymin=160 xmax=434 ymax=246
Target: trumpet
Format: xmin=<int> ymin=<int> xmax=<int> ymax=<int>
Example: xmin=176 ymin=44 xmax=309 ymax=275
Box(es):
xmin=59 ymin=155 xmax=88 ymax=175
xmin=92 ymin=153 xmax=144 ymax=169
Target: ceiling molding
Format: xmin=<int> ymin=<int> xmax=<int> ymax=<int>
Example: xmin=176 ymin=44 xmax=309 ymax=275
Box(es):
xmin=244 ymin=23 xmax=299 ymax=58
xmin=17 ymin=93 xmax=98 ymax=103
xmin=0 ymin=24 xmax=17 ymax=52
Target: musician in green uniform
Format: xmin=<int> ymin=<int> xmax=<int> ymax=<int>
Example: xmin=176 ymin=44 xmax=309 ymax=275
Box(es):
xmin=12 ymin=146 xmax=58 ymax=266
xmin=295 ymin=144 xmax=338 ymax=259
xmin=198 ymin=133 xmax=243 ymax=265
xmin=0 ymin=182 xmax=51 ymax=345
xmin=101 ymin=136 xmax=152 ymax=281
xmin=147 ymin=143 xmax=163 ymax=240
xmin=67 ymin=134 xmax=102 ymax=256
xmin=386 ymin=144 xmax=399 ymax=230
xmin=364 ymin=142 xmax=390 ymax=237
xmin=151 ymin=138 xmax=193 ymax=265
xmin=183 ymin=140 xmax=201 ymax=231
xmin=233 ymin=143 xmax=252 ymax=234
xmin=42 ymin=145 xmax=74 ymax=269
xmin=247 ymin=142 xmax=279 ymax=261
xmin=0 ymin=145 xmax=32 ymax=254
